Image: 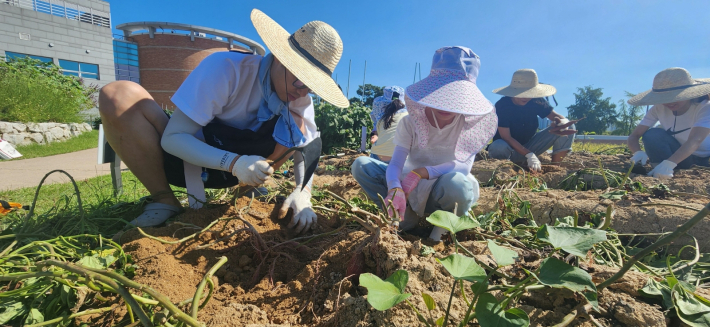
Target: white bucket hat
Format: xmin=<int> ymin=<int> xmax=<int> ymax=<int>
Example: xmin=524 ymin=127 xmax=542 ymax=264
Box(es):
xmin=628 ymin=68 xmax=710 ymax=106
xmin=405 ymin=46 xmax=497 ymax=161
xmin=493 ymin=69 xmax=557 ymax=98
xmin=372 ymin=85 xmax=405 ymax=123
xmin=251 ymin=9 xmax=349 ymax=108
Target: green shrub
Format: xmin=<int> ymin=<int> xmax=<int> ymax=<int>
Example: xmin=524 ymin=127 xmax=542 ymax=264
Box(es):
xmin=0 ymin=56 xmax=98 ymax=123
xmin=315 ymin=102 xmax=373 ymax=154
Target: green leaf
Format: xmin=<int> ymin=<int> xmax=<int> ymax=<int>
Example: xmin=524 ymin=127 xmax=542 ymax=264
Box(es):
xmin=426 ymin=210 xmax=480 ymax=234
xmin=24 ymin=308 xmax=44 ymax=325
xmin=487 ymin=240 xmax=518 ymax=267
xmin=359 ymin=271 xmax=411 ymax=311
xmin=422 ymin=293 xmax=436 ymax=311
xmin=77 ymin=254 xmax=117 ymax=270
xmin=385 ymin=270 xmax=409 ymax=294
xmin=672 ymin=283 xmax=710 ymax=327
xmin=599 ymin=190 xmax=627 ymax=200
xmin=537 ymin=225 xmax=607 ymax=257
xmin=0 ymin=301 xmax=27 ymax=324
xmin=420 ymin=244 xmax=436 ymax=257
xmin=640 ymin=278 xmax=673 ymax=309
xmin=436 ymin=254 xmax=487 ymax=283
xmin=475 ymin=293 xmax=530 ymax=327
xmin=435 ymin=316 xmax=445 ymax=326
xmin=536 ymin=258 xmax=598 ymax=309
xmin=554 ymin=216 xmax=575 ymax=227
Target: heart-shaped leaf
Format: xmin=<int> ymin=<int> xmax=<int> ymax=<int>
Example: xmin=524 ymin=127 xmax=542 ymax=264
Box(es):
xmin=672 ymin=283 xmax=710 ymax=327
xmin=436 ymin=254 xmax=487 ymax=283
xmin=422 ymin=293 xmax=436 ymax=311
xmin=24 ymin=308 xmax=44 ymax=325
xmin=640 ymin=277 xmax=673 ymax=309
xmin=536 ymin=258 xmax=598 ymax=309
xmin=359 ymin=270 xmax=411 ymax=311
xmin=537 ymin=225 xmax=607 ymax=257
xmin=475 ymin=293 xmax=530 ymax=327
xmin=426 ymin=210 xmax=480 ymax=234
xmin=487 ymin=240 xmax=518 ymax=267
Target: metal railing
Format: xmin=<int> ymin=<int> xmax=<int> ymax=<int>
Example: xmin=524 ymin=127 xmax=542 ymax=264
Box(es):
xmin=3 ymin=0 xmax=110 ymax=28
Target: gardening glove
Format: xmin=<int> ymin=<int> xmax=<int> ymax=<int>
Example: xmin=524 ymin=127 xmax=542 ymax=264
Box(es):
xmin=231 ymin=155 xmax=274 ymax=186
xmin=555 ymin=118 xmax=570 ymax=131
xmin=401 ymin=171 xmax=422 ymax=197
xmin=384 ymin=188 xmax=406 ymax=222
xmin=630 ymin=151 xmax=649 ymax=165
xmin=648 ymin=160 xmax=676 ymax=180
xmin=525 ymin=153 xmax=542 ymax=172
xmin=280 ymin=188 xmax=317 ymax=234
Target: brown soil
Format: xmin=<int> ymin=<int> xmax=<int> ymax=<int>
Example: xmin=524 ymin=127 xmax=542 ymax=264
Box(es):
xmin=114 ymin=152 xmax=709 ymax=326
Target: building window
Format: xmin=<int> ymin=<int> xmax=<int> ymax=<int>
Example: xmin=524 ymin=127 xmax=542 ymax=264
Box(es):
xmin=3 ymin=51 xmax=53 ymax=63
xmin=58 ymin=59 xmax=99 ymax=79
xmin=113 ymin=40 xmax=140 ymax=83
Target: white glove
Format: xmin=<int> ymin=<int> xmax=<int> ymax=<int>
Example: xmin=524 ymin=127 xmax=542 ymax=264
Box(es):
xmin=280 ymin=188 xmax=317 ymax=233
xmin=648 ymin=160 xmax=676 ymax=179
xmin=525 ymin=153 xmax=541 ymax=171
xmin=231 ymin=155 xmax=273 ymax=186
xmin=630 ymin=151 xmax=649 ymax=165
xmin=555 ymin=118 xmax=570 ymax=131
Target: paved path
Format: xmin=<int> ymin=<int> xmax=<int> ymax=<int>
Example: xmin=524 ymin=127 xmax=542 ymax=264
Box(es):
xmin=0 ymin=148 xmax=127 ymax=191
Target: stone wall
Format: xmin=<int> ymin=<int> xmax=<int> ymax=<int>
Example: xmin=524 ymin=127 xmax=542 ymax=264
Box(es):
xmin=0 ymin=121 xmax=93 ymax=146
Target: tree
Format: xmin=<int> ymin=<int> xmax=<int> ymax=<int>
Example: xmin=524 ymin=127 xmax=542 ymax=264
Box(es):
xmin=612 ymin=92 xmax=644 ymax=135
xmin=566 ymin=86 xmax=618 ymax=134
xmin=356 ymin=84 xmax=383 ymax=107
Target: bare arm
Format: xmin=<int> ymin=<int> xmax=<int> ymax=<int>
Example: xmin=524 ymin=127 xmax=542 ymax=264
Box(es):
xmin=668 ymin=126 xmax=710 ymax=164
xmin=627 ymin=124 xmax=650 ymax=153
xmin=498 ymin=127 xmax=531 ymax=156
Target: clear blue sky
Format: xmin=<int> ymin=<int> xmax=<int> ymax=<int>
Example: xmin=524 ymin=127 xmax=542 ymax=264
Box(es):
xmin=107 ymin=0 xmax=710 ymax=116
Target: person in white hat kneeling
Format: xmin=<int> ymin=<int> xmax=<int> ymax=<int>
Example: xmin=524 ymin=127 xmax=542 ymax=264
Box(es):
xmin=98 ymin=9 xmax=348 ymax=233
xmin=627 ymin=68 xmax=710 ymax=179
xmin=351 ymin=46 xmax=497 ymax=241
xmin=488 ymin=69 xmax=576 ymax=171
xmin=369 ymin=86 xmax=408 ymax=163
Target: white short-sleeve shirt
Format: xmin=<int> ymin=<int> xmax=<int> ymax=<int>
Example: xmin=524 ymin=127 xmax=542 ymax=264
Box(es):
xmin=639 ymin=100 xmax=710 ymax=157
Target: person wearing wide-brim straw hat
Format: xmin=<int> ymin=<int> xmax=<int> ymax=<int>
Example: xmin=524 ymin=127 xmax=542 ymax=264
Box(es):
xmin=351 ymin=46 xmax=497 ymax=241
xmin=488 ymin=69 xmax=577 ymax=171
xmin=98 ymin=9 xmax=348 ymax=233
xmin=627 ymin=67 xmax=710 ymax=179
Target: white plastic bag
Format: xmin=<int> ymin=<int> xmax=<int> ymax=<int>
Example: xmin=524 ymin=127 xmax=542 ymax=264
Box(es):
xmin=0 ymin=139 xmax=22 ymax=160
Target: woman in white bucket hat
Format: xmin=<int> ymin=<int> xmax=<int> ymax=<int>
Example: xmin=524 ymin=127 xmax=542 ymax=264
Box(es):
xmin=351 ymin=46 xmax=497 ymax=241
xmin=369 ymin=86 xmax=408 ymax=162
xmin=488 ymin=69 xmax=576 ymax=171
xmin=627 ymin=67 xmax=710 ymax=179
xmin=99 ymin=9 xmax=348 ymax=233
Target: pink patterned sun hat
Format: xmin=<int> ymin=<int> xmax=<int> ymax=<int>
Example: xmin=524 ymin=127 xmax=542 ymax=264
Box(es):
xmin=405 ymin=46 xmax=497 ymax=161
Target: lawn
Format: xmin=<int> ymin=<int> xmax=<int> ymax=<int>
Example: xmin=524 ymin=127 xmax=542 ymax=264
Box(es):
xmin=12 ymin=129 xmax=99 ymax=160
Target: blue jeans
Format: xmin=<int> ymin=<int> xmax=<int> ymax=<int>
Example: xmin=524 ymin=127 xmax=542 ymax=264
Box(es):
xmin=488 ymin=124 xmax=576 ymax=163
xmin=351 ymin=156 xmax=478 ymax=231
xmin=642 ymin=128 xmax=710 ymax=169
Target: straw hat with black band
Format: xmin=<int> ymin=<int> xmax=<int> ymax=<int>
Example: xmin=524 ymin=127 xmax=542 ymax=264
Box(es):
xmin=251 ymin=9 xmax=349 ymax=108
xmin=493 ymin=69 xmax=557 ymax=98
xmin=628 ymin=68 xmax=710 ymax=106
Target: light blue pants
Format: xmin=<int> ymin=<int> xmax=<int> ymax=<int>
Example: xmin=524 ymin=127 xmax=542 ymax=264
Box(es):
xmin=643 ymin=128 xmax=710 ymax=169
xmin=351 ymin=156 xmax=478 ymax=231
xmin=487 ymin=124 xmax=576 ymax=164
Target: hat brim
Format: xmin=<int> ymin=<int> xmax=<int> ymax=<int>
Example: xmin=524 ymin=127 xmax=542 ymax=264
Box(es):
xmin=492 ymin=84 xmax=557 ymax=98
xmin=405 ymin=71 xmax=493 ymax=116
xmin=251 ymin=9 xmax=349 ymax=108
xmin=628 ymin=79 xmax=710 ymax=106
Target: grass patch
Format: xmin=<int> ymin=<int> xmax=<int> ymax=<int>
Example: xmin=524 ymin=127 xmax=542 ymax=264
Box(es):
xmin=12 ymin=129 xmax=98 ymax=160
xmin=572 ymin=141 xmax=630 ymax=155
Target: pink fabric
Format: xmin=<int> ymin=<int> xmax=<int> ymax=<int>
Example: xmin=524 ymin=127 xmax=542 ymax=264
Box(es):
xmin=384 ymin=188 xmax=406 ymax=218
xmin=401 ymin=171 xmax=421 ymax=196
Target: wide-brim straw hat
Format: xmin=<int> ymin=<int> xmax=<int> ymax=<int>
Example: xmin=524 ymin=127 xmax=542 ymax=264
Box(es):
xmin=628 ymin=68 xmax=710 ymax=106
xmin=493 ymin=69 xmax=556 ymax=98
xmin=405 ymin=46 xmax=497 ymax=161
xmin=251 ymin=9 xmax=349 ymax=108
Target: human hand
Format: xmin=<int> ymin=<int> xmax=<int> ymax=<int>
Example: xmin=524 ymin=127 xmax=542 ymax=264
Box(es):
xmin=525 ymin=152 xmax=542 ymax=172
xmin=231 ymin=155 xmax=274 ymax=186
xmin=279 ymin=188 xmax=317 ymax=233
xmin=401 ymin=171 xmax=422 ymax=197
xmin=384 ymin=188 xmax=406 ymax=220
xmin=630 ymin=151 xmax=649 ymax=165
xmin=549 ymin=117 xmax=580 ymax=135
xmin=648 ymin=160 xmax=676 ymax=179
